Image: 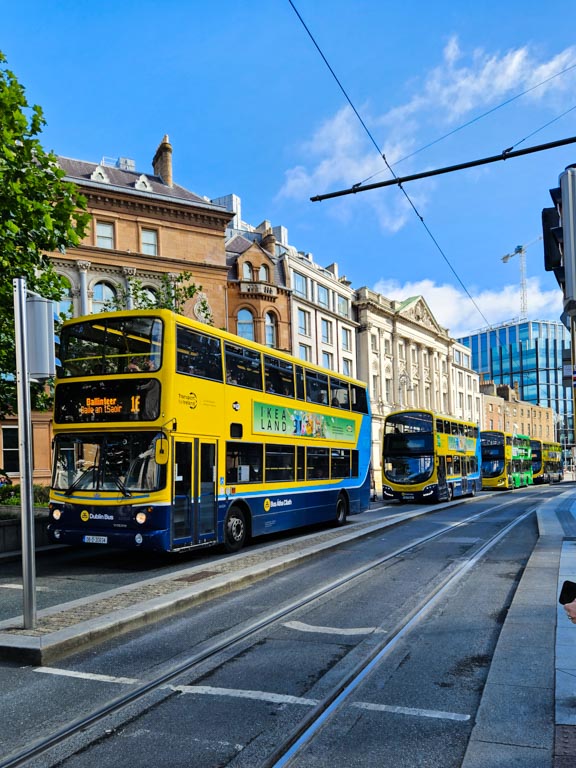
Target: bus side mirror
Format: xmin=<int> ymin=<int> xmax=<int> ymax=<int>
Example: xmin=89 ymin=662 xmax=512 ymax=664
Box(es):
xmin=155 ymin=438 xmax=169 ymax=465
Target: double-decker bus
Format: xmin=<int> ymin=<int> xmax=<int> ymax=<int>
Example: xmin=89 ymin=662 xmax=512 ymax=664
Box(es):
xmin=381 ymin=409 xmax=481 ymax=503
xmin=512 ymin=434 xmax=533 ymax=487
xmin=480 ymin=431 xmax=533 ymax=489
xmin=530 ymin=439 xmax=563 ymax=484
xmin=47 ymin=309 xmax=372 ymax=553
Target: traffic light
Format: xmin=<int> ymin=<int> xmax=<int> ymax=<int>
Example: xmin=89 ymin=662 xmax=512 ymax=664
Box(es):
xmin=543 ymin=165 xmax=576 ymax=315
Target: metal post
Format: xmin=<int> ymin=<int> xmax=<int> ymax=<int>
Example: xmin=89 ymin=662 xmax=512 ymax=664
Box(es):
xmin=13 ymin=277 xmax=36 ymax=629
xmin=572 ymin=315 xmax=576 ymax=467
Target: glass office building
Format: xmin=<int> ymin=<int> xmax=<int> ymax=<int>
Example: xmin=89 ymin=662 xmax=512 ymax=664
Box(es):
xmin=458 ymin=320 xmax=572 ymax=447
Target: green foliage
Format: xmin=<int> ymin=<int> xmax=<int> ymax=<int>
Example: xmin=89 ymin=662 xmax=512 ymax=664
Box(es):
xmin=0 ymin=50 xmax=89 ymax=418
xmin=103 ymin=271 xmax=213 ymax=323
xmin=0 ymin=477 xmax=50 ymax=507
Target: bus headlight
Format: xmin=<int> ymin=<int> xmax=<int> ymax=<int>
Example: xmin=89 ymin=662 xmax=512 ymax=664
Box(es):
xmin=52 ymin=508 xmax=62 ymax=521
xmin=135 ymin=511 xmax=147 ymax=525
xmin=135 ymin=534 xmax=143 ymax=545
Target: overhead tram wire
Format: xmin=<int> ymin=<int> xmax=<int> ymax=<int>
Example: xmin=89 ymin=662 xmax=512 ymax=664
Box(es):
xmin=358 ymin=61 xmax=576 ymax=186
xmin=288 ymin=0 xmax=560 ymax=408
xmin=288 ymin=0 xmax=493 ymax=329
xmin=288 ymin=0 xmax=569 ymax=393
xmin=505 ymin=104 xmax=576 ymax=152
xmin=311 ymin=135 xmax=576 ymax=201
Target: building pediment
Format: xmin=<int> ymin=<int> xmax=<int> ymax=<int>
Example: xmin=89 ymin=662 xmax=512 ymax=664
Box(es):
xmin=395 ymin=296 xmax=445 ymax=334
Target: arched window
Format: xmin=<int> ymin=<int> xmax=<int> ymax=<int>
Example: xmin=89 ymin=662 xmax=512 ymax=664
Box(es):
xmin=92 ymin=281 xmax=117 ymax=313
xmin=141 ymin=286 xmax=158 ymax=306
xmin=237 ymin=308 xmax=255 ymax=341
xmin=259 ymin=264 xmax=269 ymax=282
xmin=265 ymin=312 xmax=277 ymax=348
xmin=55 ymin=276 xmax=73 ymax=318
xmin=242 ymin=262 xmax=253 ymax=280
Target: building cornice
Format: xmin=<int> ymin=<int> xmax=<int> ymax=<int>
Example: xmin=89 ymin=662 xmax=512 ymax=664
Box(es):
xmin=79 ymin=187 xmax=233 ymax=232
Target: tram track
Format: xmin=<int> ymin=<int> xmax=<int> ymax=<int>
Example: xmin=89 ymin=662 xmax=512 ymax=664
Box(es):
xmin=0 ymin=495 xmax=542 ymax=768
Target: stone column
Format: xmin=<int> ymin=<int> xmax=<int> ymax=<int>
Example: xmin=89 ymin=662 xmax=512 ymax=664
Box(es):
xmin=122 ymin=267 xmax=136 ymax=309
xmin=76 ymin=260 xmax=91 ymax=315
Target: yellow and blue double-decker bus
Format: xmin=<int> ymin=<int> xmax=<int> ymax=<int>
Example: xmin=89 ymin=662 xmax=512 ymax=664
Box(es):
xmin=531 ymin=439 xmax=563 ymax=484
xmin=481 ymin=431 xmax=533 ymax=489
xmin=480 ymin=431 xmax=512 ymax=490
xmin=381 ymin=409 xmax=481 ymax=503
xmin=48 ymin=309 xmax=372 ymax=553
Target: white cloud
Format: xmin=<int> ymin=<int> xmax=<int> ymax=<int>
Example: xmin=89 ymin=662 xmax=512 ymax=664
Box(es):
xmin=278 ymin=39 xmax=576 ymax=229
xmin=372 ymin=276 xmax=563 ymax=338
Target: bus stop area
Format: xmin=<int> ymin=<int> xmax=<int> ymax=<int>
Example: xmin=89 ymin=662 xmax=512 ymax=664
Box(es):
xmin=1 ymin=492 xmax=576 ymax=766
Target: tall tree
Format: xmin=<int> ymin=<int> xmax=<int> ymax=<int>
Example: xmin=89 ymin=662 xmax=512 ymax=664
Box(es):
xmin=0 ymin=51 xmax=89 ymax=417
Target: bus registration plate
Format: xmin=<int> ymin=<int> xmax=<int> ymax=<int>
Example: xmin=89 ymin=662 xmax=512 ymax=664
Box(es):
xmin=83 ymin=535 xmax=108 ymax=544
xmin=402 ymin=494 xmax=414 ymax=500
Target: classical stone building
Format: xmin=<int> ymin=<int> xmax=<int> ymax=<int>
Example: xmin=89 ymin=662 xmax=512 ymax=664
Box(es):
xmin=213 ymin=194 xmax=358 ymax=376
xmin=224 ymin=228 xmax=291 ymax=351
xmin=1 ymin=137 xmax=234 ymax=484
xmin=52 ymin=136 xmax=233 ymax=324
xmin=355 ymin=288 xmax=481 ymax=496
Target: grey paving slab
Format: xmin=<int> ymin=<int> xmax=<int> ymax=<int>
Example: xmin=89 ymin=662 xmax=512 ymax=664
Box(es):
xmin=463 ymin=741 xmax=551 ymax=768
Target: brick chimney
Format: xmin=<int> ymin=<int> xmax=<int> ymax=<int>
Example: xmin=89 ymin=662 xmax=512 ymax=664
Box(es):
xmin=152 ymin=135 xmax=173 ymax=187
xmin=261 ymin=228 xmax=276 ymax=255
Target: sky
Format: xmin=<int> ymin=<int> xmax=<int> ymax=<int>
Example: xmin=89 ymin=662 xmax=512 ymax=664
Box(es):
xmin=4 ymin=0 xmax=576 ymax=338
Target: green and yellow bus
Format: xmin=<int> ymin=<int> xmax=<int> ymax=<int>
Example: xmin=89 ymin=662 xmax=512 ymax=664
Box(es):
xmin=480 ymin=431 xmax=533 ymax=489
xmin=382 ymin=409 xmax=482 ymax=503
xmin=48 ymin=309 xmax=372 ymax=553
xmin=531 ymin=439 xmax=563 ymax=484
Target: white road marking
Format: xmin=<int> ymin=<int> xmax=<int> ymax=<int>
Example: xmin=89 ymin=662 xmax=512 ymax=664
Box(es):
xmin=171 ymin=685 xmax=318 ymax=706
xmin=34 ymin=667 xmax=139 ymax=685
xmin=1 ymin=583 xmax=49 ymax=591
xmin=31 ymin=668 xmax=470 ymax=722
xmin=283 ymin=620 xmax=383 ymax=636
xmin=353 ymin=701 xmax=470 ymax=721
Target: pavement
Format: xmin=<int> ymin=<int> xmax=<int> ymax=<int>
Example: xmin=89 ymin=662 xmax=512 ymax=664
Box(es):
xmin=1 ymin=490 xmax=576 ymax=767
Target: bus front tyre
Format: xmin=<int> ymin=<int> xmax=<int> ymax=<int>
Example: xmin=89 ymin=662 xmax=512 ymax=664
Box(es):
xmin=447 ymin=485 xmax=453 ymax=502
xmin=335 ymin=494 xmax=348 ymax=527
xmin=224 ymin=507 xmax=246 ymax=553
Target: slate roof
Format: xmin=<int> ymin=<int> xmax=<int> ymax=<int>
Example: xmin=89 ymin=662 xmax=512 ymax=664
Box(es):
xmin=225 ymin=234 xmax=287 ymax=287
xmin=57 ymin=156 xmax=225 ymax=211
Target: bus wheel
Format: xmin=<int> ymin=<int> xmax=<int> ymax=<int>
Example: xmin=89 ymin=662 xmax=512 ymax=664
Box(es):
xmin=470 ymin=484 xmax=476 ymax=497
xmin=224 ymin=507 xmax=246 ymax=553
xmin=335 ymin=494 xmax=348 ymax=526
xmin=447 ymin=485 xmax=453 ymax=501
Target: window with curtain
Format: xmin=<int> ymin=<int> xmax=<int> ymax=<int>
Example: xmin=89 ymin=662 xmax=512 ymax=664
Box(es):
xmin=265 ymin=312 xmax=277 ymax=347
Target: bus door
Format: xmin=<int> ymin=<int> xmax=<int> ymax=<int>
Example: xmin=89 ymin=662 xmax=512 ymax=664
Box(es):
xmin=437 ymin=456 xmax=448 ymax=498
xmin=196 ymin=440 xmax=217 ymax=541
xmin=172 ymin=439 xmax=217 ymax=546
xmin=461 ymin=457 xmax=468 ymax=495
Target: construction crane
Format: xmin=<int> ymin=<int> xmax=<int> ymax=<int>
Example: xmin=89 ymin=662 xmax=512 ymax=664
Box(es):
xmin=501 ymin=236 xmax=543 ymax=320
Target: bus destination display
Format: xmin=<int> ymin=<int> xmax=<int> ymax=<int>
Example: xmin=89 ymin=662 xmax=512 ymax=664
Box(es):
xmin=55 ymin=380 xmax=161 ymax=423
